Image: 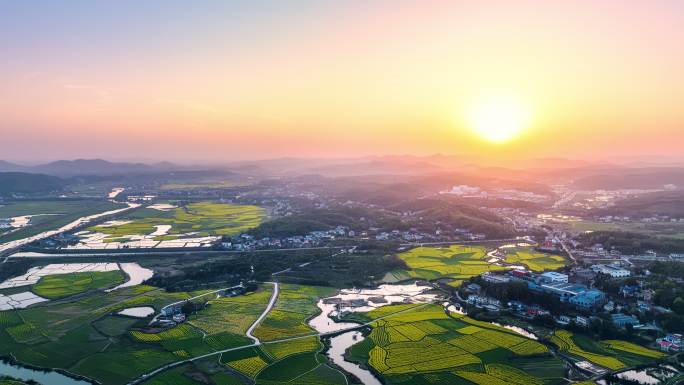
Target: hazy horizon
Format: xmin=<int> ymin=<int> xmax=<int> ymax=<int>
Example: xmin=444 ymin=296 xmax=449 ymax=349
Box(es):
xmin=2 ymin=1 xmax=683 ymax=162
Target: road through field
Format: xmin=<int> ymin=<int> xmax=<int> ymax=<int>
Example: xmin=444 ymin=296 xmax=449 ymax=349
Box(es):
xmin=128 ymin=299 xmax=429 ymax=384
xmin=246 ymin=281 xmax=279 ymax=344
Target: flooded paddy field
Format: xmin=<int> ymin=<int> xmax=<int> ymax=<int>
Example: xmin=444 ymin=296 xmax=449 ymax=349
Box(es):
xmin=65 ymin=201 xmax=265 ymax=250
xmin=0 ymin=200 xmax=128 ymax=248
xmin=0 ymin=262 xmax=153 ymax=310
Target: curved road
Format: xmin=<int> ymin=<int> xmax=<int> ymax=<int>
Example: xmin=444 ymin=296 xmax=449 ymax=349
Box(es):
xmin=246 ymin=282 xmax=279 ymax=344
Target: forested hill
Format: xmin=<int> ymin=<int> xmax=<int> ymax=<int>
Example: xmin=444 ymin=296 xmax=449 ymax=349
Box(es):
xmin=0 ymin=172 xmax=65 ymax=196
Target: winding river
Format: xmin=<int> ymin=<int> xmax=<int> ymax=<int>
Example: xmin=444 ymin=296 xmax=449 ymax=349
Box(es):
xmin=308 ymin=299 xmax=383 ymax=385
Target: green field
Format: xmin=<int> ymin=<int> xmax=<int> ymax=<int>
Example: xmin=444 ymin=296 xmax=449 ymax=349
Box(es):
xmin=348 ymin=303 xmax=567 ymax=385
xmin=0 ymin=200 xmax=125 ymax=243
xmin=549 ymin=330 xmax=665 ymax=370
xmin=130 ymin=286 xmax=274 ymax=358
xmin=218 ymin=337 xmax=347 ymax=385
xmin=0 ymin=284 xmax=272 ymax=385
xmin=253 ymin=284 xmax=335 ymax=341
xmin=89 ymin=201 xmax=265 ymax=240
xmin=504 ymin=249 xmax=568 ymax=272
xmin=31 ymin=270 xmax=125 ymax=299
xmin=394 ymin=245 xmax=507 ymax=287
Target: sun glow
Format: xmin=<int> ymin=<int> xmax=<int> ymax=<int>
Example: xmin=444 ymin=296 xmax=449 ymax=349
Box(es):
xmin=466 ymin=94 xmax=532 ymax=143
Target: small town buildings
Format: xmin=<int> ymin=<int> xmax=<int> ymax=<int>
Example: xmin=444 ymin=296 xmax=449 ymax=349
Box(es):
xmin=572 ymin=268 xmax=596 ymax=284
xmin=604 ymin=301 xmax=616 ymax=312
xmin=539 ymin=272 xmax=569 ymax=284
xmin=529 ymin=281 xmax=588 ymax=301
xmin=657 ymin=334 xmax=683 ymax=352
xmin=620 ymin=285 xmax=639 ymax=298
xmin=575 ymin=315 xmax=590 ymax=327
xmin=465 ymin=283 xmax=481 ymax=294
xmin=482 ymin=273 xmax=510 ymax=284
xmin=569 ymin=289 xmax=605 ymax=309
xmin=507 ymin=301 xmax=525 ymax=312
xmin=467 ymin=294 xmax=501 ymax=310
xmin=591 ymin=264 xmax=631 ymax=278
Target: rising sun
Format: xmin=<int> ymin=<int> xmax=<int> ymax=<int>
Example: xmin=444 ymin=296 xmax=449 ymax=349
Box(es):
xmin=466 ymin=94 xmax=532 ymax=143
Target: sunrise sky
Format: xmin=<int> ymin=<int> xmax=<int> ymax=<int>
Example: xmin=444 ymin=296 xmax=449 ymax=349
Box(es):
xmin=1 ymin=0 xmax=683 ymax=163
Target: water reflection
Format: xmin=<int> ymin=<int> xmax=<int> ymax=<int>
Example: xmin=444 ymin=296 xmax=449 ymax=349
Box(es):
xmin=0 ymin=359 xmax=93 ymax=385
xmin=327 ymin=331 xmax=382 ymax=385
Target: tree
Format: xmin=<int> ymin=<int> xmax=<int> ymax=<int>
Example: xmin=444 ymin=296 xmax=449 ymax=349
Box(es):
xmin=673 ymin=297 xmax=684 ymax=315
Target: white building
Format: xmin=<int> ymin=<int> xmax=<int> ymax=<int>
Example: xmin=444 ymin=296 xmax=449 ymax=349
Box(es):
xmin=540 ymin=272 xmax=569 ymax=284
xmin=591 ymin=264 xmax=631 ymax=278
xmin=443 ymin=185 xmax=481 ymax=196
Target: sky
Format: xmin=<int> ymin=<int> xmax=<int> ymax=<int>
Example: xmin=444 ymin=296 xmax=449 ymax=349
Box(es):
xmin=1 ymin=0 xmax=683 ymax=163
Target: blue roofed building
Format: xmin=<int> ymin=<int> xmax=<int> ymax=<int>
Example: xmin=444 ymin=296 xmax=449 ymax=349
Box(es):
xmin=611 ymin=313 xmax=640 ymax=328
xmin=528 ymin=281 xmax=589 ymax=301
xmin=569 ymin=289 xmax=605 ymax=309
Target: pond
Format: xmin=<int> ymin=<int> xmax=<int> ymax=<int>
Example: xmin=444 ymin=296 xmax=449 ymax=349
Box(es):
xmin=0 ymin=359 xmax=94 ymax=385
xmin=118 ymin=306 xmax=155 ymax=318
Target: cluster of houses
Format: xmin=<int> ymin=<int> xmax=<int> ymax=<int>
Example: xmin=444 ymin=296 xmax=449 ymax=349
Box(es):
xmin=468 ymin=269 xmax=664 ymax=331
xmin=657 ymin=334 xmax=683 ymax=352
xmin=465 ymin=261 xmax=684 ymax=343
xmin=222 ymin=225 xmax=355 ymax=250
xmin=222 ymin=222 xmax=488 ymax=251
xmin=156 ymin=307 xmax=187 ymax=327
xmin=441 ymin=185 xmax=549 ymax=203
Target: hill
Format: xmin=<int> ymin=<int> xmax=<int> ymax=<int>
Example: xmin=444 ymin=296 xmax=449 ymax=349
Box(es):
xmin=572 ymin=167 xmax=684 ymax=190
xmin=0 ymin=172 xmax=65 ymax=196
xmin=595 ymin=190 xmax=684 ymax=218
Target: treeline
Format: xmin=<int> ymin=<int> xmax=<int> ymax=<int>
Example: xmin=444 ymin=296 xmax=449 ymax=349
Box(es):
xmin=146 ymin=250 xmax=407 ymax=291
xmin=390 ymin=198 xmax=517 ymax=238
xmin=644 ymin=261 xmax=684 ymax=333
xmin=648 ymin=261 xmax=684 ymax=280
xmin=147 ymin=250 xmax=328 ymax=291
xmin=247 ymin=197 xmax=516 ymax=240
xmin=0 ymin=259 xmax=34 ymax=283
xmin=577 ymin=231 xmax=684 ymax=254
xmin=277 ymin=254 xmax=408 ymax=288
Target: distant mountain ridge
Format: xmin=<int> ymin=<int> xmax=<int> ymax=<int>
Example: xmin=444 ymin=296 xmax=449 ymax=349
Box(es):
xmin=0 ymin=159 xmax=185 ymax=177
